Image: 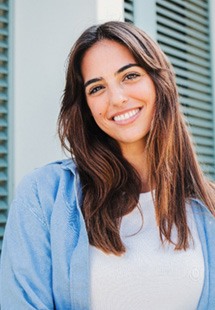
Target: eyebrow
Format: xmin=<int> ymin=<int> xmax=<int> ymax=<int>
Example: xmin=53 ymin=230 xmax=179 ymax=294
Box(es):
xmin=84 ymin=63 xmax=140 ymax=89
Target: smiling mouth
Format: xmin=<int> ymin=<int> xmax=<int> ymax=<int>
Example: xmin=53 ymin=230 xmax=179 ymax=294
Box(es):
xmin=113 ymin=108 xmax=141 ymax=122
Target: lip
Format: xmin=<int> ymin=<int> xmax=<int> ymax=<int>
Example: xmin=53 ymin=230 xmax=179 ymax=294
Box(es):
xmin=111 ymin=107 xmax=143 ymax=125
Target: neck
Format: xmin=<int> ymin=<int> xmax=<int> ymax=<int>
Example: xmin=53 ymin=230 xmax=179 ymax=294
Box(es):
xmin=120 ymin=142 xmax=151 ymax=193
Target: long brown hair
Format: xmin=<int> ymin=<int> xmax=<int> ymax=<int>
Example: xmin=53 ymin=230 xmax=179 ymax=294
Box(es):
xmin=58 ymin=21 xmax=215 ymax=255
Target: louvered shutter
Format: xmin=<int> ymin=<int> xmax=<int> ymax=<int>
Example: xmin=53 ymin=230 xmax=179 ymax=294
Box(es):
xmin=0 ymin=0 xmax=9 ymax=250
xmin=124 ymin=0 xmax=215 ymax=179
xmin=156 ymin=0 xmax=214 ymax=179
xmin=124 ymin=0 xmax=134 ymax=23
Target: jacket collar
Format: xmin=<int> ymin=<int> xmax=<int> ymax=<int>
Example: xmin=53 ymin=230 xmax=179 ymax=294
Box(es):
xmin=61 ymin=158 xmax=77 ymax=174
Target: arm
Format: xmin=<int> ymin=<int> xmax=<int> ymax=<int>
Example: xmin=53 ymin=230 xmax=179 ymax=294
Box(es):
xmin=0 ymin=173 xmax=55 ymax=309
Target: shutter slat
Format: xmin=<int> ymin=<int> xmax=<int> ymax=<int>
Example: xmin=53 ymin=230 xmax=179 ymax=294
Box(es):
xmin=0 ymin=214 xmax=7 ymax=224
xmin=124 ymin=0 xmax=134 ymax=23
xmin=0 ymin=158 xmax=7 ymax=167
xmin=195 ymin=145 xmax=214 ymax=156
xmin=157 ymin=1 xmax=208 ymax=27
xmin=192 ymin=136 xmax=213 ymax=147
xmin=158 ymin=35 xmax=209 ymax=59
xmin=186 ymin=0 xmax=208 ymax=10
xmin=0 ymin=106 xmax=7 ymax=113
xmin=161 ymin=44 xmax=210 ymax=78
xmin=159 ymin=40 xmax=210 ymax=60
xmin=182 ymin=106 xmax=213 ymax=121
xmin=170 ymin=0 xmax=208 ymax=16
xmin=173 ymin=66 xmax=210 ymax=85
xmin=0 ymin=4 xmax=8 ymax=11
xmin=200 ymin=166 xmax=214 ymax=176
xmin=176 ymin=77 xmax=211 ymax=94
xmin=0 ymin=145 xmax=7 ymax=154
xmin=0 ymin=132 xmax=7 ymax=140
xmin=0 ymin=42 xmax=8 ymax=49
xmin=0 ymin=94 xmax=8 ymax=100
xmin=158 ymin=24 xmax=208 ymax=45
xmin=169 ymin=56 xmax=210 ymax=75
xmin=180 ymin=97 xmax=212 ymax=112
xmin=191 ymin=126 xmax=213 ymax=138
xmin=0 ymin=119 xmax=8 ymax=127
xmin=157 ymin=0 xmax=208 ymax=26
xmin=0 ymin=226 xmax=5 ymax=237
xmin=168 ymin=57 xmax=210 ymax=78
xmin=158 ymin=31 xmax=209 ymax=52
xmin=0 ymin=29 xmax=8 ymax=36
xmin=124 ymin=12 xmax=134 ymax=23
xmin=0 ymin=66 xmax=8 ymax=74
xmin=198 ymin=155 xmax=214 ymax=165
xmin=178 ymin=87 xmax=211 ymax=103
xmin=157 ymin=20 xmax=209 ymax=43
xmin=0 ymin=16 xmax=8 ymax=23
xmin=0 ymin=187 xmax=7 ymax=196
xmin=124 ymin=2 xmax=133 ymax=11
xmin=157 ymin=15 xmax=208 ymax=36
xmin=0 ymin=80 xmax=7 ymax=88
xmin=0 ymin=172 xmax=7 ymax=181
xmin=187 ymin=117 xmax=213 ymax=130
xmin=0 ymin=55 xmax=8 ymax=62
xmin=157 ymin=15 xmax=209 ymax=37
xmin=0 ymin=201 xmax=7 ymax=211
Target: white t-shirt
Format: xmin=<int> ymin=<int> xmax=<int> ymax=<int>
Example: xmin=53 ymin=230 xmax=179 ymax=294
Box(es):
xmin=90 ymin=191 xmax=205 ymax=310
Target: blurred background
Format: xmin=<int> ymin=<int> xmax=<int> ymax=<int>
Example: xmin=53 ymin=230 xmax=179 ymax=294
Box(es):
xmin=0 ymin=0 xmax=214 ymax=249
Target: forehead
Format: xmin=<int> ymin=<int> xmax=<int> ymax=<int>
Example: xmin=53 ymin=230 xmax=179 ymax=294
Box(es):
xmin=81 ymin=39 xmax=137 ymax=80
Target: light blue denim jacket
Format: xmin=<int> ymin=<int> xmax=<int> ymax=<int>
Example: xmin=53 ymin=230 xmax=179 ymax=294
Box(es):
xmin=0 ymin=159 xmax=214 ymax=309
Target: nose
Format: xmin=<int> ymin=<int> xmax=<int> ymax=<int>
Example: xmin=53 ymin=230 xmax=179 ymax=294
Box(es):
xmin=108 ymin=85 xmax=128 ymax=107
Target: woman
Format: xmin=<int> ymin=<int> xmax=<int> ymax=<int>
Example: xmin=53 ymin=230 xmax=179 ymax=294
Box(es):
xmin=1 ymin=21 xmax=215 ymax=309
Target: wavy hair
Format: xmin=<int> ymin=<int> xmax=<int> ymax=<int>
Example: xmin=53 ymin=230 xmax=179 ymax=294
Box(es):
xmin=58 ymin=21 xmax=215 ymax=255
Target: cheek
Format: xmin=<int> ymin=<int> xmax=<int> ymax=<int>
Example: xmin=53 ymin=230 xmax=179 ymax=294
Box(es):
xmin=135 ymin=78 xmax=156 ymax=100
xmin=92 ymin=111 xmax=103 ymax=119
xmin=87 ymin=104 xmax=99 ymax=118
xmin=87 ymin=99 xmax=104 ymax=116
xmin=90 ymin=108 xmax=104 ymax=124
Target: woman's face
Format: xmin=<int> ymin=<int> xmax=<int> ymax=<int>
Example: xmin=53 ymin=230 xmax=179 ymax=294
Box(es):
xmin=81 ymin=39 xmax=156 ymax=154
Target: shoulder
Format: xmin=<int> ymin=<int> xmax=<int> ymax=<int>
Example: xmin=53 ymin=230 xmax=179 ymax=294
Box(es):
xmin=11 ymin=159 xmax=79 ymax=227
xmin=19 ymin=158 xmax=76 ymax=181
xmin=190 ymin=198 xmax=215 ymax=241
xmin=16 ymin=159 xmax=77 ymax=197
xmin=190 ymin=198 xmax=215 ymax=219
xmin=190 ymin=198 xmax=215 ymax=225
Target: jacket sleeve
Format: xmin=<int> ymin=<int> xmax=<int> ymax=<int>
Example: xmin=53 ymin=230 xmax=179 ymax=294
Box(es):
xmin=0 ymin=172 xmax=55 ymax=309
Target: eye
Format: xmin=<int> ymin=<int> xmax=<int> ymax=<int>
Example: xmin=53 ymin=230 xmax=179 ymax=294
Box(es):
xmin=88 ymin=85 xmax=105 ymax=95
xmin=124 ymin=72 xmax=140 ymax=81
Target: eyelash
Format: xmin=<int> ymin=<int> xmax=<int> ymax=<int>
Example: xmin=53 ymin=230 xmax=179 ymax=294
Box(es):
xmin=124 ymin=72 xmax=140 ymax=81
xmin=88 ymin=72 xmax=141 ymax=95
xmin=89 ymin=85 xmax=104 ymax=95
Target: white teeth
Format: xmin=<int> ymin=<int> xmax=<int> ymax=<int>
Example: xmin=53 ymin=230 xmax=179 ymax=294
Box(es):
xmin=113 ymin=109 xmax=140 ymax=122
